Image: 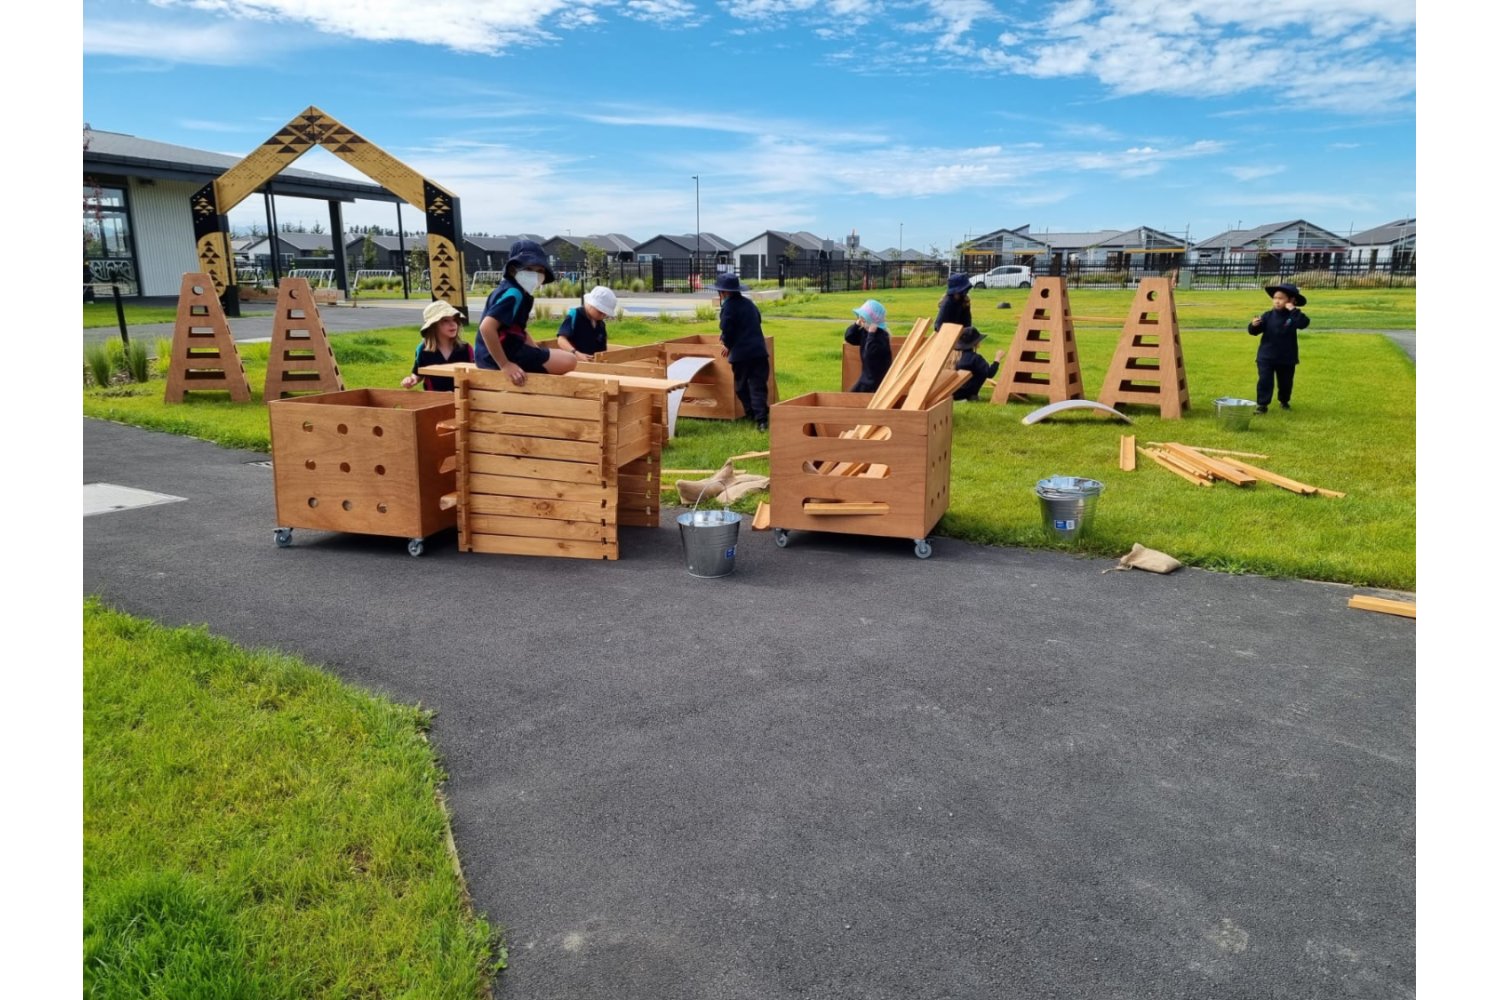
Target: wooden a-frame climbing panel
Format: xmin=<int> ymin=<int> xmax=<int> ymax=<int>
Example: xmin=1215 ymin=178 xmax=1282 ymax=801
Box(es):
xmin=1097 ymin=277 xmax=1190 ymax=419
xmin=163 ymin=273 xmax=251 ymax=403
xmin=263 ymin=278 xmax=344 ymax=400
xmin=991 ymin=277 xmax=1085 ymax=404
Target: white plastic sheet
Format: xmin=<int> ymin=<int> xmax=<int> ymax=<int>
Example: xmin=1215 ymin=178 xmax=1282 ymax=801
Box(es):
xmin=665 ymin=356 xmax=716 ymax=438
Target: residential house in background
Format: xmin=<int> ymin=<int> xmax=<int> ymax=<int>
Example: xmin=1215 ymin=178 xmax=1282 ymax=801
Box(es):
xmin=460 ymin=235 xmax=546 ymax=273
xmin=1347 ymin=218 xmax=1415 ymax=268
xmin=241 ymin=231 xmax=336 ymax=270
xmin=344 ymin=233 xmax=427 ymax=272
xmin=542 ymin=233 xmax=640 ymax=271
xmin=732 ymin=230 xmax=845 ymax=280
xmin=633 ymin=232 xmax=738 ymax=271
xmin=961 ymin=225 xmax=1185 ymax=273
xmin=1192 ymin=220 xmax=1351 ymax=269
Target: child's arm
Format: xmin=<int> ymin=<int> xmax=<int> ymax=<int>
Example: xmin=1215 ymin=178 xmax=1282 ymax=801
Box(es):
xmin=400 ymin=342 xmax=422 ymax=388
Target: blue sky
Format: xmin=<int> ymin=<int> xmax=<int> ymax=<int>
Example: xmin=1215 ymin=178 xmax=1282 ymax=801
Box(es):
xmin=81 ymin=0 xmax=1415 ymax=251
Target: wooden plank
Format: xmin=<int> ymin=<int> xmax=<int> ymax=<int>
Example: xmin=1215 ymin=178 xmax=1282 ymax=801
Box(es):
xmin=468 ymin=533 xmax=616 ymax=559
xmin=1160 ymin=443 xmax=1256 ymax=486
xmin=467 ymin=452 xmax=603 ymax=485
xmin=467 ymin=391 xmax=604 ymax=420
xmin=752 ymin=501 xmax=771 ymax=531
xmin=440 ymin=492 xmax=459 ymax=511
xmin=466 ymin=430 xmax=603 ymax=462
xmin=1216 ymin=457 xmax=1320 ymax=496
xmin=468 ymin=473 xmax=613 ymax=503
xmin=468 ymin=410 xmax=602 ymax=442
xmin=466 ymin=493 xmax=614 ymax=522
xmin=727 ymin=450 xmax=770 ymax=462
xmin=1315 ymin=487 xmax=1348 ymax=499
xmin=1348 ymin=595 xmax=1415 ymax=618
xmin=1145 ymin=443 xmax=1270 ymax=459
xmin=468 ymin=513 xmax=613 ymax=540
xmin=1141 ymin=448 xmax=1212 ymax=487
xmin=565 ymin=370 xmax=689 ymax=391
xmin=1120 ymin=435 xmax=1136 ymax=471
xmin=902 ymin=322 xmax=966 ymax=411
xmin=803 ymin=501 xmax=892 ymax=515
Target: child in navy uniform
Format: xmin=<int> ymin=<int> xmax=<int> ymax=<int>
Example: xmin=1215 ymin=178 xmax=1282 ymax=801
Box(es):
xmin=952 ymin=326 xmax=1001 ymax=401
xmin=714 ymin=274 xmax=770 ymax=431
xmin=1248 ymin=283 xmax=1310 ymax=412
xmin=556 ymin=285 xmax=617 ymax=360
xmin=935 ymin=273 xmax=974 ymax=332
xmin=400 ymin=299 xmax=474 ymax=392
xmin=844 ymin=299 xmax=892 ymax=393
xmin=476 ymin=239 xmax=577 ymax=386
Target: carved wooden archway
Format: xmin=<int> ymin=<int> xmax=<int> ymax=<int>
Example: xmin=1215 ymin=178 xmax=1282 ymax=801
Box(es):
xmin=190 ymin=106 xmax=467 ymax=313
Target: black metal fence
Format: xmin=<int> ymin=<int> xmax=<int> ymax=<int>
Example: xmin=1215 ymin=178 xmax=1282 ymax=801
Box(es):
xmin=962 ymin=253 xmax=1415 ymax=290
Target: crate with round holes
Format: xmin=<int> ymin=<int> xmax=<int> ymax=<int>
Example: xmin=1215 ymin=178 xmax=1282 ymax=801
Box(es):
xmin=267 ymin=389 xmax=456 ymax=555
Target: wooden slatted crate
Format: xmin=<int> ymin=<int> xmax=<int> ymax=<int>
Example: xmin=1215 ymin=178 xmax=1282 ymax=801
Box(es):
xmin=598 ymin=334 xmax=778 ymax=420
xmin=769 ymin=391 xmax=952 ymax=541
xmin=450 ymin=368 xmax=666 ymax=559
xmin=268 ymin=388 xmax=456 ymax=544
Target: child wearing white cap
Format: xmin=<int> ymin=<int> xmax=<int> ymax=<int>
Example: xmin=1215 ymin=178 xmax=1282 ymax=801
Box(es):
xmin=844 ymin=299 xmax=892 ymax=393
xmin=557 ymin=286 xmax=617 ymax=360
xmin=400 ymin=299 xmax=474 ymax=392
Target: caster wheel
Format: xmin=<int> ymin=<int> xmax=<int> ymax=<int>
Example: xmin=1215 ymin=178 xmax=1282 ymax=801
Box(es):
xmin=773 ymin=528 xmax=789 ymax=548
xmin=407 ymin=538 xmax=425 ymax=557
xmin=274 ymin=528 xmax=292 ymax=548
xmin=913 ymin=538 xmax=933 ymax=559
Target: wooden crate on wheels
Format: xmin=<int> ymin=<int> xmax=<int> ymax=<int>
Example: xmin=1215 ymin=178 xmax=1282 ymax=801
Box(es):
xmin=768 ymin=391 xmax=953 ymax=559
xmin=445 ymin=368 xmax=667 ymax=560
xmin=268 ymin=389 xmax=457 ymax=556
xmin=598 ymin=334 xmax=778 ymax=420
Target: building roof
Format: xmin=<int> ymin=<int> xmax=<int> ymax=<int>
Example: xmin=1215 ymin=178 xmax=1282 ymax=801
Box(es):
xmin=82 ymin=128 xmax=401 ymax=204
xmin=345 ymin=233 xmax=426 ymax=251
xmin=545 ymin=233 xmax=640 ymax=253
xmin=1348 ymin=218 xmax=1416 ymax=245
xmin=464 ymin=235 xmax=547 ymax=252
xmin=1194 ymin=220 xmax=1351 ymax=251
xmin=243 ymin=232 xmax=336 ymax=253
xmin=640 ymin=233 xmax=738 ymax=254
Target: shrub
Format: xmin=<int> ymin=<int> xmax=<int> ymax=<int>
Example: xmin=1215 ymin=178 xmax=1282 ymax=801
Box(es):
xmin=85 ymin=342 xmax=115 ymax=388
xmin=125 ymin=341 xmax=150 ymax=383
xmin=629 ymin=277 xmax=647 ymax=292
xmin=155 ymin=338 xmax=174 ymax=375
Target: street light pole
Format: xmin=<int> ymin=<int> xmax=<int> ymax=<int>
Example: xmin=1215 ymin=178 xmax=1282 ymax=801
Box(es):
xmin=692 ymin=175 xmax=701 ymax=288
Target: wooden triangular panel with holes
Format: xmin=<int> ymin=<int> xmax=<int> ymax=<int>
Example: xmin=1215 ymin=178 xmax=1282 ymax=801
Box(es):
xmin=990 ymin=277 xmax=1085 ymax=404
xmin=263 ymin=278 xmax=345 ymax=400
xmin=1097 ymin=277 xmax=1190 ymax=419
xmin=164 ymin=273 xmax=251 ymax=403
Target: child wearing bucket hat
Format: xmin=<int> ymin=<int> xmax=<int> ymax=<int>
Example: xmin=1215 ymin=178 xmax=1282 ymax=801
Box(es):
xmin=556 ymin=286 xmax=617 ymax=360
xmin=400 ymin=299 xmax=474 ymax=392
xmin=1248 ymin=283 xmax=1310 ymax=412
xmin=951 ymin=326 xmax=1002 ymax=401
xmin=935 ymin=273 xmax=974 ymax=333
xmin=714 ymin=273 xmax=771 ymax=431
xmin=844 ymin=299 xmax=892 ymax=393
xmin=476 ymin=239 xmax=577 ymax=386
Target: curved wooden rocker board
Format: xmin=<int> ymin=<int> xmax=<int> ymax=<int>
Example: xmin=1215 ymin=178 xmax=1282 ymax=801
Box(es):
xmin=1021 ymin=399 xmax=1133 ymax=426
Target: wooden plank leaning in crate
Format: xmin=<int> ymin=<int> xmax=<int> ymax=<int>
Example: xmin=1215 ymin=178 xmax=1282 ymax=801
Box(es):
xmin=424 ymin=364 xmax=684 ymax=559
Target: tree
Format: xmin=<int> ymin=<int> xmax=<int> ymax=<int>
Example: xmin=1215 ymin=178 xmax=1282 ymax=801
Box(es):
xmin=781 ymin=241 xmax=799 ymax=274
xmin=362 ymin=233 xmax=378 ymax=269
xmin=581 ymin=241 xmax=607 ymax=283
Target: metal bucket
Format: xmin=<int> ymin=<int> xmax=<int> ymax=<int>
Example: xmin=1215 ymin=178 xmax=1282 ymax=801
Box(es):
xmin=1214 ymin=397 xmax=1257 ymax=431
xmin=676 ymin=509 xmax=743 ymax=578
xmin=1036 ymin=475 xmax=1104 ymax=543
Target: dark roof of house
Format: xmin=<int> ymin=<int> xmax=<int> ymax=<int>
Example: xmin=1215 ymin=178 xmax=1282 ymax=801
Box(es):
xmin=639 ymin=233 xmax=737 ymax=254
xmin=545 ymin=233 xmax=640 ymax=253
xmin=463 ymin=235 xmax=547 ymax=252
xmin=82 ymin=128 xmax=400 ymax=204
xmin=243 ymin=232 xmax=336 ymax=253
xmin=1194 ymin=220 xmax=1350 ymax=251
xmin=1348 ymin=218 xmax=1416 ymax=245
xmin=344 ymin=234 xmax=427 ymax=251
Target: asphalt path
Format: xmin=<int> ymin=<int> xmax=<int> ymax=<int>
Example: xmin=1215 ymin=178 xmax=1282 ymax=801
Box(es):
xmin=82 ymin=418 xmax=1414 ymax=1000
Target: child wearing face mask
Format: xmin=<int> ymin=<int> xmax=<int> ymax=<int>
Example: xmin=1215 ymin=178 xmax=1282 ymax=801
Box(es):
xmin=844 ymin=298 xmax=892 ymax=393
xmin=475 ymin=239 xmax=578 ymax=386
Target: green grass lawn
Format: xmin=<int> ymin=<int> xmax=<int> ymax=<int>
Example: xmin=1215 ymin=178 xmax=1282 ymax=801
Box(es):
xmin=83 ymin=301 xmax=185 ymax=328
xmin=84 ymin=598 xmax=497 ymax=997
xmin=82 ymin=294 xmax=1416 ymax=588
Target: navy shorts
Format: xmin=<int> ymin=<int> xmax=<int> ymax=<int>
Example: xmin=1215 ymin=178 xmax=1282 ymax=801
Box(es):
xmin=501 ymin=339 xmax=553 ymax=373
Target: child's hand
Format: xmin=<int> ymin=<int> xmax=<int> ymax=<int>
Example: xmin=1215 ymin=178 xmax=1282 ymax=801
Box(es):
xmin=400 ymin=374 xmax=418 ymax=388
xmin=1250 ymin=316 xmax=1262 ymax=327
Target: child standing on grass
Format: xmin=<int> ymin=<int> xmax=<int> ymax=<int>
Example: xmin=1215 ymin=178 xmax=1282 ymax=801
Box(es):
xmin=935 ymin=273 xmax=974 ymax=332
xmin=715 ymin=274 xmax=770 ymax=431
xmin=951 ymin=326 xmax=1002 ymax=402
xmin=844 ymin=299 xmax=892 ymax=393
xmin=1248 ymin=283 xmax=1310 ymax=413
xmin=400 ymin=300 xmax=473 ymax=393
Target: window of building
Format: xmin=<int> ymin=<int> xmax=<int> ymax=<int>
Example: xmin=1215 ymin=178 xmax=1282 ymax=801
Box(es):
xmin=83 ymin=176 xmax=139 ymax=295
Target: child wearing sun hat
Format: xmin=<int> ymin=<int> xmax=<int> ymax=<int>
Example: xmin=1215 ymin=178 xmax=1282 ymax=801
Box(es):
xmin=400 ymin=299 xmax=474 ymax=393
xmin=844 ymin=298 xmax=892 ymax=392
xmin=1248 ymin=283 xmax=1310 ymax=412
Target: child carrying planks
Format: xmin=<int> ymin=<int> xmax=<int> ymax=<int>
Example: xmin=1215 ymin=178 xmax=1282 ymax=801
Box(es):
xmin=400 ymin=300 xmax=474 ymax=393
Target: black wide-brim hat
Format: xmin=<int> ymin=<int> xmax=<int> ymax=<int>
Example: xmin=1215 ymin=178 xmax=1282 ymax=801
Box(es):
xmin=947 ymin=273 xmax=973 ymax=295
xmin=713 ymin=273 xmax=743 ymax=293
xmin=1264 ymin=283 xmax=1307 ymax=307
xmin=953 ymin=326 xmax=985 ymax=350
xmin=505 ymin=239 xmax=557 ymax=284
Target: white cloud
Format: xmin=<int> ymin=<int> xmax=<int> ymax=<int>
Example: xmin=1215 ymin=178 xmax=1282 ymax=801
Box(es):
xmin=623 ymin=0 xmax=706 ymax=26
xmin=147 ymin=0 xmax=607 ymax=54
xmin=84 ymin=18 xmax=271 ymax=64
xmin=1226 ymin=165 xmax=1286 ymax=182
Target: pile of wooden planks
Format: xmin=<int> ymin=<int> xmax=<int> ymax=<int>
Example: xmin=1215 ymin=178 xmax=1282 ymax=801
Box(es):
xmin=1130 ymin=439 xmax=1345 ymax=498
